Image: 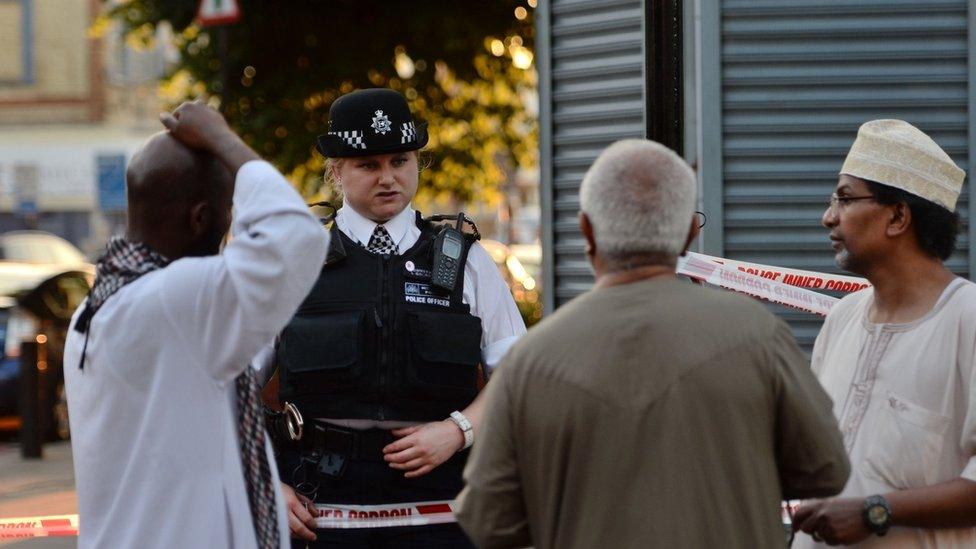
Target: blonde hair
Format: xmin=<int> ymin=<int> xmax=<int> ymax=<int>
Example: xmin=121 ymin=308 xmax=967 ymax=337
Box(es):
xmin=324 ymin=158 xmax=345 ymax=196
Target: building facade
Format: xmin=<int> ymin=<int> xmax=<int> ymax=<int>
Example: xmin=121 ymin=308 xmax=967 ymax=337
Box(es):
xmin=0 ymin=0 xmax=167 ymax=254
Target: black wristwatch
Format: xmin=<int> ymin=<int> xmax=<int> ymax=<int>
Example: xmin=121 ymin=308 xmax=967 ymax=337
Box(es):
xmin=862 ymin=495 xmax=892 ymax=536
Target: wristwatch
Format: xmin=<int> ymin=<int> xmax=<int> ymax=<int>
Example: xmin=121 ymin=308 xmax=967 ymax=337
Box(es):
xmin=862 ymin=495 xmax=892 ymax=536
xmin=448 ymin=411 xmax=474 ymax=450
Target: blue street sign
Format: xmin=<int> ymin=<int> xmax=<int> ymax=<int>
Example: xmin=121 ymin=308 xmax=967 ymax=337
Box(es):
xmin=17 ymin=200 xmax=37 ymax=215
xmin=96 ymin=154 xmax=127 ymax=212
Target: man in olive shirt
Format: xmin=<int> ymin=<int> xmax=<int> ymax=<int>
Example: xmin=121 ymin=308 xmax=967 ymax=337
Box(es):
xmin=455 ymin=139 xmax=850 ymax=549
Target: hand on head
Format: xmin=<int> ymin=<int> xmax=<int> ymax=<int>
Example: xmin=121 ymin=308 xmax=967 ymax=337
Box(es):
xmin=159 ymin=100 xmax=258 ymax=174
xmin=159 ymin=100 xmax=234 ymax=152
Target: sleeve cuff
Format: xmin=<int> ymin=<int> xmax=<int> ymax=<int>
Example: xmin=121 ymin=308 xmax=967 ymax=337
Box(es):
xmin=482 ymin=335 xmax=521 ymax=374
xmin=961 ymin=456 xmax=976 ymax=482
xmin=251 ymin=340 xmax=277 ymax=387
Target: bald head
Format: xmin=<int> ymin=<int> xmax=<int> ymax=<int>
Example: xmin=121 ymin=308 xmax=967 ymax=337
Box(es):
xmin=579 ymin=139 xmax=697 ymax=267
xmin=126 ymin=132 xmax=233 ymax=258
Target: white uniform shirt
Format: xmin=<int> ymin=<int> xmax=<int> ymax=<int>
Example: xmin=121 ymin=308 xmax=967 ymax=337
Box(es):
xmin=64 ymin=161 xmax=329 ymax=549
xmin=794 ymin=278 xmax=976 ymax=548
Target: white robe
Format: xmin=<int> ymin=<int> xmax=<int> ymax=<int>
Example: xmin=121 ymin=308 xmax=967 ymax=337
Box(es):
xmin=64 ymin=160 xmax=329 ymax=548
xmin=795 ymin=277 xmax=976 ymax=548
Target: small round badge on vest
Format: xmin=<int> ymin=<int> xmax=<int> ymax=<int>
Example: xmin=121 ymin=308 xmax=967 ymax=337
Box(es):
xmin=316 ymin=88 xmax=429 ymax=158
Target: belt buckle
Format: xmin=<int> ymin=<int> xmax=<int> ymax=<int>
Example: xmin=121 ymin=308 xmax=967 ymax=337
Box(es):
xmin=315 ymin=425 xmax=355 ymax=478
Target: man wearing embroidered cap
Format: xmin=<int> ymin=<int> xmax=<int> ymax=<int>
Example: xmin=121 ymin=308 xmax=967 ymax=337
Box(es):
xmin=261 ymin=88 xmax=526 ymax=547
xmin=794 ymin=120 xmax=976 ymax=547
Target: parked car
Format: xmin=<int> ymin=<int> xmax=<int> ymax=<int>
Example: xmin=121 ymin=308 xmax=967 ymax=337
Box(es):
xmin=0 ymin=232 xmax=93 ymax=440
xmin=480 ymin=239 xmax=542 ymax=327
xmin=0 ymin=231 xmax=90 ymax=266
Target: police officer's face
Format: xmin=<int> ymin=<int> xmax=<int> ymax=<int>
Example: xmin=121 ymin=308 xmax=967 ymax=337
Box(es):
xmin=335 ymin=152 xmax=419 ymax=223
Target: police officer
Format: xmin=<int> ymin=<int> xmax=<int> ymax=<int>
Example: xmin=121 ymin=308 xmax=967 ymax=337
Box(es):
xmin=275 ymin=88 xmax=526 ymax=547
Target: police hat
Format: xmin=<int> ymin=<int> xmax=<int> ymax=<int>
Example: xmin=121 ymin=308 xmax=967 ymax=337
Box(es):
xmin=316 ymin=88 xmax=429 ymax=158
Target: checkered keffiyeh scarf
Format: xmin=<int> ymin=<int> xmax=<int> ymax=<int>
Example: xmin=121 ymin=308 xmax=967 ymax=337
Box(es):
xmin=72 ymin=236 xmax=280 ymax=548
xmin=74 ymin=236 xmax=170 ymax=340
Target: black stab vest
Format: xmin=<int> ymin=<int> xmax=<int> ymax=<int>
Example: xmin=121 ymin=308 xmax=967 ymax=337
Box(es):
xmin=277 ymin=213 xmax=483 ymax=421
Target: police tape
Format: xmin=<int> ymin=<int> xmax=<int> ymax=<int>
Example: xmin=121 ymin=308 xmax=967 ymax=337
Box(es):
xmin=676 ymin=253 xmax=871 ymax=316
xmin=315 ymin=500 xmax=457 ymax=529
xmin=683 ymin=252 xmax=870 ymax=293
xmin=0 ymin=514 xmax=78 ymax=540
xmin=677 ymin=254 xmax=838 ymax=316
xmin=0 ymin=500 xmax=802 ymax=536
xmin=0 ymin=502 xmax=455 ymax=539
xmin=782 ymin=499 xmax=801 ymax=523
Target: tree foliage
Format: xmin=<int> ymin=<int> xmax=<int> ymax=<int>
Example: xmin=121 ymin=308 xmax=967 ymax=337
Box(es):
xmin=103 ymin=0 xmax=537 ymax=204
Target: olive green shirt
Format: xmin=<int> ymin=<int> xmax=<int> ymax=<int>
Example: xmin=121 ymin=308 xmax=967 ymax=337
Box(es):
xmin=456 ymin=277 xmax=849 ymax=549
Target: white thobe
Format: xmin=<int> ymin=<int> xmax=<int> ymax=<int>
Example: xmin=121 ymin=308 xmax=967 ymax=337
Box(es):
xmin=795 ymin=277 xmax=976 ymax=548
xmin=64 ymin=160 xmax=329 ymax=548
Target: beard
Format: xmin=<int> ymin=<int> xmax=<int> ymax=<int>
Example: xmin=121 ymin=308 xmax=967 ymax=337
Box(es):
xmin=184 ymin=224 xmax=228 ymax=257
xmin=834 ymin=248 xmax=869 ymax=276
xmin=835 ymin=249 xmax=851 ymax=271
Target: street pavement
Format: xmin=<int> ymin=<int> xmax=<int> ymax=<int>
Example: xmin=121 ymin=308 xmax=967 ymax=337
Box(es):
xmin=0 ymin=440 xmax=76 ymax=548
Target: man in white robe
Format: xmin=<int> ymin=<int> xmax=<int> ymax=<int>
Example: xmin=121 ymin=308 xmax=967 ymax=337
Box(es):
xmin=64 ymin=101 xmax=328 ymax=548
xmin=794 ymin=120 xmax=976 ymax=547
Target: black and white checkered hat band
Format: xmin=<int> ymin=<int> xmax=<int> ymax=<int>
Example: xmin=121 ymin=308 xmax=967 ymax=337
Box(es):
xmin=401 ymin=122 xmax=417 ymax=145
xmin=328 ymin=130 xmax=366 ymax=150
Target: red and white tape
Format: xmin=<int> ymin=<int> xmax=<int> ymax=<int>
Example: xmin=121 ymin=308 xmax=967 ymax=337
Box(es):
xmin=685 ymin=252 xmax=870 ymax=293
xmin=0 ymin=514 xmax=78 ymax=540
xmin=0 ymin=502 xmax=455 ymax=539
xmin=677 ymin=253 xmax=869 ymax=316
xmin=315 ymin=500 xmax=457 ymax=529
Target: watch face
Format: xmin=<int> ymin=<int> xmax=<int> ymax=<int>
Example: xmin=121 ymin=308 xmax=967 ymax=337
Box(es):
xmin=868 ymin=505 xmax=889 ymax=525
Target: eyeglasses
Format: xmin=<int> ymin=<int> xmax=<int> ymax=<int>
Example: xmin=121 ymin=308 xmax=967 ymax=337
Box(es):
xmin=695 ymin=211 xmax=707 ymax=229
xmin=827 ymin=193 xmax=876 ymax=213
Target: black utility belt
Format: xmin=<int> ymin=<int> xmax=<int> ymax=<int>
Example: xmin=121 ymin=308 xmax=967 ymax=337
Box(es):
xmin=301 ymin=422 xmax=396 ymax=462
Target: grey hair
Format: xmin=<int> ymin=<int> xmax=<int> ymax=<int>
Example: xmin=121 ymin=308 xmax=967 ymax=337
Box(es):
xmin=579 ymin=139 xmax=697 ymax=264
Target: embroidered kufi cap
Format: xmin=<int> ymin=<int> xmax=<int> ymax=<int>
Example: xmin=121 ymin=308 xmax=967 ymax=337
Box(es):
xmin=840 ymin=119 xmax=965 ymax=211
xmin=316 ymin=88 xmax=428 ymax=158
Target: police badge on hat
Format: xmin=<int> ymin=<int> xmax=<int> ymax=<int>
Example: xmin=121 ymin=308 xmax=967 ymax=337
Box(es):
xmin=371 ymin=110 xmax=392 ymax=135
xmin=316 ymin=89 xmax=429 ymax=158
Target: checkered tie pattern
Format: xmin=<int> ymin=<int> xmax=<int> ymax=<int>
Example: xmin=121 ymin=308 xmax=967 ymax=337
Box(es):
xmin=366 ymin=225 xmax=398 ymax=255
xmin=236 ymin=365 xmax=280 ymax=549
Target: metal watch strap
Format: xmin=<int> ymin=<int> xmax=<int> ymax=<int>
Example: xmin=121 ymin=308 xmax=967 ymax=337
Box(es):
xmin=449 ymin=411 xmax=474 ymax=450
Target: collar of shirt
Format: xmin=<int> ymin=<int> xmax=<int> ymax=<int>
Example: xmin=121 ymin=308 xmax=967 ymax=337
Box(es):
xmin=335 ymin=203 xmax=416 ymax=252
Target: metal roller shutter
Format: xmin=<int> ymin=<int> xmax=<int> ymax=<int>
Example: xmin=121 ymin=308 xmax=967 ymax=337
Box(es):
xmin=540 ymin=0 xmax=646 ymax=309
xmin=719 ymin=0 xmax=971 ymax=349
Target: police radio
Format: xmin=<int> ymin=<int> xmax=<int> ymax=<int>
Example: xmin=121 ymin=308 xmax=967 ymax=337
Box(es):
xmin=431 ymin=215 xmax=466 ymax=291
